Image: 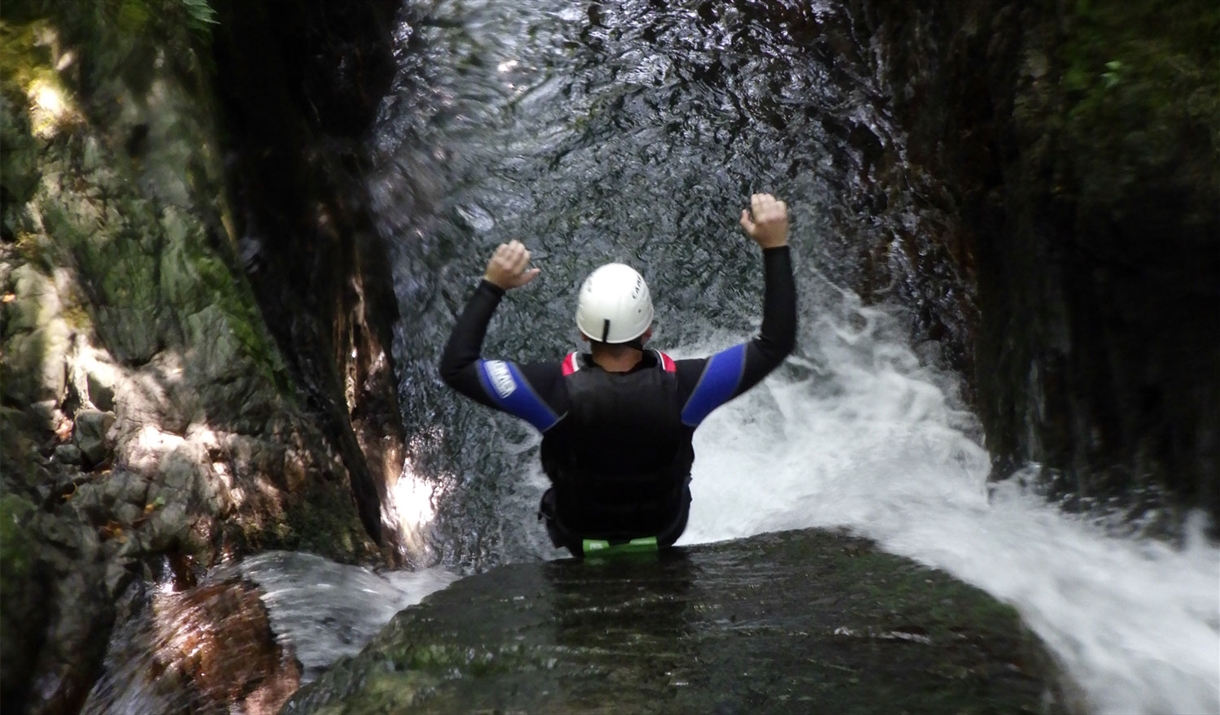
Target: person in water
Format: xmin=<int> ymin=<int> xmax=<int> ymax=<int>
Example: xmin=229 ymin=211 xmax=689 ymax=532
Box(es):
xmin=439 ymin=193 xmax=796 ymax=556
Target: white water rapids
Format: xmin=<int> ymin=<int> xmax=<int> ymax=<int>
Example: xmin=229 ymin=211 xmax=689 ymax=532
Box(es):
xmin=251 ymin=0 xmax=1218 ymax=710
xmin=671 ymin=285 xmax=1220 ymax=715
xmin=375 ymin=278 xmax=1218 ymax=715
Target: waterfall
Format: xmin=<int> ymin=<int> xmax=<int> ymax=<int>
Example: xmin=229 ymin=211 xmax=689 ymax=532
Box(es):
xmin=681 ymin=284 xmax=1220 ymax=714
xmin=358 ymin=1 xmax=1220 ymax=712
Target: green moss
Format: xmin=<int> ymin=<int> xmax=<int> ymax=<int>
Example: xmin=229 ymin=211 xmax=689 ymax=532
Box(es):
xmin=816 ymin=539 xmax=1028 ymax=651
xmin=186 ymin=244 xmax=288 ymax=390
xmin=5 ymin=7 xmax=288 ymax=388
xmin=60 ymin=303 xmax=92 ymax=331
xmin=0 ymin=493 xmax=37 ymax=602
xmin=1054 ymin=2 xmax=1219 ymax=217
xmin=4 ymin=0 xmax=372 ymax=585
xmin=273 ymin=480 xmax=372 ymax=562
xmin=289 ymin=530 xmax=1062 ymax=714
xmin=205 ymin=477 xmax=372 ymax=566
xmin=117 ymin=0 xmax=153 ymax=35
xmin=0 ymin=20 xmax=57 ymax=96
xmin=0 ymin=23 xmax=51 ymax=232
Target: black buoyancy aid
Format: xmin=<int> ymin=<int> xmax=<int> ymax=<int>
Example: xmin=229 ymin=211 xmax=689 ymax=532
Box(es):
xmin=540 ymin=350 xmax=693 ymax=540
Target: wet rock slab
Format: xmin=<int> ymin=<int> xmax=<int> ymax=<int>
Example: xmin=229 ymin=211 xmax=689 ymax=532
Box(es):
xmin=286 ymin=529 xmax=1065 ymax=714
xmin=83 ymin=574 xmax=301 ymax=715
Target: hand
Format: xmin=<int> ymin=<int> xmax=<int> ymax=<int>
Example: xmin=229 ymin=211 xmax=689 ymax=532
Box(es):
xmin=740 ymin=193 xmax=789 ymax=248
xmin=484 ymin=240 xmax=541 ymax=290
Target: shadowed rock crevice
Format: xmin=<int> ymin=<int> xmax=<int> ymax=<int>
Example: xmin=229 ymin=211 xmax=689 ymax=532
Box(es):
xmin=209 ymin=0 xmax=409 ymax=555
xmin=836 ymin=2 xmax=1219 ymax=533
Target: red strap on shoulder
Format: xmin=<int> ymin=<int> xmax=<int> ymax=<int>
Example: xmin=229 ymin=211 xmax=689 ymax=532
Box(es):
xmin=657 ymin=351 xmax=676 ymax=372
xmin=561 ymin=352 xmax=581 ymax=376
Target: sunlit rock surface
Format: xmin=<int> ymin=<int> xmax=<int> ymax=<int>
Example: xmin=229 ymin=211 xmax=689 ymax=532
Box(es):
xmin=286 ymin=529 xmax=1066 ymax=714
xmin=0 ymin=7 xmax=383 ymax=711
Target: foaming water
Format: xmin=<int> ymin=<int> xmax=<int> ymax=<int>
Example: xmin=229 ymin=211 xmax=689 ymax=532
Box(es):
xmin=81 ymin=555 xmax=458 ymax=714
xmin=366 ymin=1 xmax=1219 ymax=712
xmin=680 ymin=284 xmax=1220 ymax=715
xmin=239 ymin=552 xmax=458 ymax=683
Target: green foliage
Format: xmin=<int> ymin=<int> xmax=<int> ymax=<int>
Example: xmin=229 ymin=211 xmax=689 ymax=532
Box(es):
xmin=1053 ymin=0 xmax=1219 ymax=218
xmin=0 ymin=493 xmax=37 ymax=599
xmin=1058 ymin=2 xmax=1218 ymax=124
xmin=179 ymin=0 xmax=219 ymax=33
xmin=2 ymin=0 xmax=220 ymax=100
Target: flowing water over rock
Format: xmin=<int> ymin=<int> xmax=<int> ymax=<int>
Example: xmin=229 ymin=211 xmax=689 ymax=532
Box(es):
xmin=235 ymin=552 xmax=458 ymax=685
xmin=357 ymin=1 xmax=1219 ymax=713
xmin=372 ymin=0 xmax=930 ymax=568
xmin=80 ymin=554 xmax=456 ymax=714
xmin=286 ymin=530 xmax=1065 ymax=714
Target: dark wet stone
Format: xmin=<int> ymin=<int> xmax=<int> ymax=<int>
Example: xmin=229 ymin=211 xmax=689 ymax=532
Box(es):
xmin=859 ymin=2 xmax=1219 ymax=533
xmin=73 ymin=409 xmax=116 ymax=467
xmin=54 ymin=443 xmax=82 ymax=465
xmin=0 ymin=494 xmax=52 ymax=712
xmin=286 ymin=529 xmax=1065 ymax=714
xmin=210 ymin=0 xmax=406 ymax=552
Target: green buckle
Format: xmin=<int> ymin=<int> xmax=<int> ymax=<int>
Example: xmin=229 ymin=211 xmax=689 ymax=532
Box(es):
xmin=581 ymin=536 xmax=658 ymax=557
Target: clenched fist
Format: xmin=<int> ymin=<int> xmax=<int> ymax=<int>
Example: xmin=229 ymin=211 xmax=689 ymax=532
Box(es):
xmin=484 ymin=240 xmax=541 ymax=290
xmin=740 ymin=194 xmax=789 ymax=249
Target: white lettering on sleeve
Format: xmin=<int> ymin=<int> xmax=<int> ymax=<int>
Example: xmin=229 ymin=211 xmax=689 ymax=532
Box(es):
xmin=485 ymin=360 xmax=517 ymax=399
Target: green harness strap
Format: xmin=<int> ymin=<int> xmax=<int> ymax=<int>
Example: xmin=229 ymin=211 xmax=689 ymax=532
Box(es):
xmin=581 ymin=536 xmax=659 ymax=557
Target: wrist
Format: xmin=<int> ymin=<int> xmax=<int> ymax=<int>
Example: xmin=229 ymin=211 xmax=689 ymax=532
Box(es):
xmin=480 ymin=277 xmax=507 ymax=295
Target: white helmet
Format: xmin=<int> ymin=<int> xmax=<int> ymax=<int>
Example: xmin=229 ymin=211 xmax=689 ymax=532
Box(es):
xmin=575 ymin=263 xmax=653 ymax=344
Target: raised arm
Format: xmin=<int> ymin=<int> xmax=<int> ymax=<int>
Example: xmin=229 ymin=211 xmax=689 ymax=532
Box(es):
xmin=438 ymin=241 xmax=537 ymax=390
xmin=676 ymin=194 xmax=797 ymax=427
xmin=437 ymin=277 xmax=505 ymax=402
xmin=439 ymin=242 xmax=562 ymax=432
xmin=739 ymin=193 xmax=797 ymax=367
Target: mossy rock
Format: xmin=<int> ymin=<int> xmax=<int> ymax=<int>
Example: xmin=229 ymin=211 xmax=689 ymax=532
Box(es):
xmin=1052 ymin=2 xmax=1218 ymax=240
xmin=286 ymin=529 xmax=1066 ymax=714
xmin=0 ymin=492 xmax=53 ymax=706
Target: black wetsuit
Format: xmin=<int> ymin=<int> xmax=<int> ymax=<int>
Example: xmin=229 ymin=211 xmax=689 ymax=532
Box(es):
xmin=439 ymin=246 xmax=797 ymax=555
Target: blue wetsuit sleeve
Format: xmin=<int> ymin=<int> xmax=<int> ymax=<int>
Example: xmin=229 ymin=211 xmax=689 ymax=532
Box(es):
xmin=473 ymin=360 xmax=562 ymax=431
xmin=678 ymin=246 xmax=796 ymax=427
xmin=439 ymin=280 xmax=564 ymax=432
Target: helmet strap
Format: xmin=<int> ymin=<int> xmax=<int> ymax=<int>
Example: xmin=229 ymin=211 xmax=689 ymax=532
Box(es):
xmin=587 ymin=337 xmax=645 ymax=351
xmin=596 ymin=319 xmax=644 ymax=351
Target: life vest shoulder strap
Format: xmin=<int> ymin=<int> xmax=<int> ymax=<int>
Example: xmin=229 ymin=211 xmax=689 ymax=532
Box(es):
xmin=563 ymin=350 xmax=674 ymax=374
xmin=561 ymin=346 xmax=678 ymax=373
xmin=562 ymin=352 xmax=582 ymax=376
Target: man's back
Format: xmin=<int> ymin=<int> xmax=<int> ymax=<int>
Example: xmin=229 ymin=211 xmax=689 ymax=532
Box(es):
xmin=437 ymin=193 xmax=795 ymax=556
xmin=542 ymin=352 xmax=691 ymax=541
